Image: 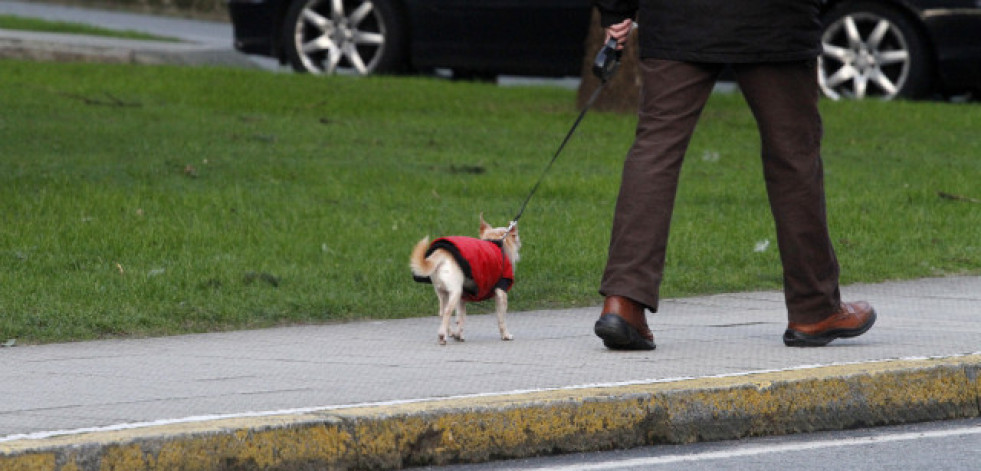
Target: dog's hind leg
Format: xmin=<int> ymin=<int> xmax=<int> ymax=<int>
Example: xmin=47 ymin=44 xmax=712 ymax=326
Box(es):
xmin=437 ymin=288 xmax=462 ymax=346
xmin=494 ymin=288 xmax=513 ymax=341
xmin=451 ymin=302 xmax=466 ymax=342
xmin=435 ymin=287 xmax=447 ymax=318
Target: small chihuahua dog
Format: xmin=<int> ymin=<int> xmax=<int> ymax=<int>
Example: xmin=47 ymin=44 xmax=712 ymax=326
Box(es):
xmin=410 ymin=215 xmax=521 ymax=345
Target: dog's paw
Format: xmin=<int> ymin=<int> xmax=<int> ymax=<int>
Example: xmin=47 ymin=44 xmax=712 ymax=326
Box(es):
xmin=451 ymin=333 xmax=465 ymax=342
xmin=437 ymin=334 xmax=447 ymax=346
xmin=501 ymin=332 xmax=513 ymax=341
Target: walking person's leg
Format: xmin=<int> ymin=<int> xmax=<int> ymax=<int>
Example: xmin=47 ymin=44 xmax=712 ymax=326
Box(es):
xmin=595 ymin=59 xmax=721 ymax=350
xmin=734 ymin=60 xmax=876 ymax=346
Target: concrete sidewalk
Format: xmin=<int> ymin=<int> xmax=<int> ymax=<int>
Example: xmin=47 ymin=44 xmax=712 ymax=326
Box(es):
xmin=2 ymin=276 xmax=979 ymax=470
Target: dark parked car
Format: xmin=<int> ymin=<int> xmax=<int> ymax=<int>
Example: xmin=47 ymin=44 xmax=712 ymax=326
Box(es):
xmin=227 ymin=0 xmax=593 ymax=78
xmin=227 ymin=0 xmax=981 ymax=100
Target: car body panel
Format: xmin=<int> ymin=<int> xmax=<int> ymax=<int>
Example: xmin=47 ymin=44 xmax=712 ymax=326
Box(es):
xmin=921 ymin=8 xmax=981 ymax=91
xmin=227 ymin=0 xmax=285 ymax=56
xmin=405 ymin=0 xmax=591 ymax=76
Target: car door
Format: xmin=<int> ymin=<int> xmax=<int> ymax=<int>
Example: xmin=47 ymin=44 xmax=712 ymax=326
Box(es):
xmin=406 ymin=0 xmax=592 ymax=76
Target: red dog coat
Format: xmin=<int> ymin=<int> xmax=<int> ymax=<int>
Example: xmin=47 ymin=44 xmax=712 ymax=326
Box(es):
xmin=413 ymin=236 xmax=514 ymax=302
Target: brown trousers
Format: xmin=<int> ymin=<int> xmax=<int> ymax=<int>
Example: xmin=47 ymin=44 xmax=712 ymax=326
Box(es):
xmin=599 ymin=59 xmax=841 ymax=324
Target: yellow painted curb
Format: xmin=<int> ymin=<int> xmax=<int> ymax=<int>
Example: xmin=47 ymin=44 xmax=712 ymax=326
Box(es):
xmin=2 ymin=355 xmax=979 ymax=470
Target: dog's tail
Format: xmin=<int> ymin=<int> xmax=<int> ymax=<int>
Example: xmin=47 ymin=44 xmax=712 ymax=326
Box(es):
xmin=410 ymin=237 xmax=435 ymax=277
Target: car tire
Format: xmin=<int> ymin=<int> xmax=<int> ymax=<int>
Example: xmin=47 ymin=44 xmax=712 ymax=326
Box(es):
xmin=282 ymin=0 xmax=409 ymax=76
xmin=819 ymin=1 xmax=933 ymax=100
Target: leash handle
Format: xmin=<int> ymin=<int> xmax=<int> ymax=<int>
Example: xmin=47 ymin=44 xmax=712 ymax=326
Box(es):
xmin=592 ymin=38 xmax=622 ymax=82
xmin=593 ymin=22 xmax=637 ymax=82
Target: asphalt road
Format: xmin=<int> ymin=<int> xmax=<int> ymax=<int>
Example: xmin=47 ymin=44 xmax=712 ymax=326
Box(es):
xmin=0 ymin=0 xmax=281 ymax=69
xmin=419 ymin=418 xmax=981 ymax=471
xmin=0 ymin=0 xmax=230 ymax=45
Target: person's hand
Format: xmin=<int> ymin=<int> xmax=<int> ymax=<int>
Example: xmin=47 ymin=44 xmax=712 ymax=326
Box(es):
xmin=604 ymin=19 xmax=633 ymax=50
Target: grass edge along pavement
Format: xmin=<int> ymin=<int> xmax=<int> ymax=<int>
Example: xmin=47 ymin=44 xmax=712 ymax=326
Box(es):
xmin=2 ymin=354 xmax=979 ymax=470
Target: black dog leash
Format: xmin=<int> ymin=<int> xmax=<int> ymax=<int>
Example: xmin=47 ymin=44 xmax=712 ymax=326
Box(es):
xmin=502 ymin=38 xmax=624 ymax=237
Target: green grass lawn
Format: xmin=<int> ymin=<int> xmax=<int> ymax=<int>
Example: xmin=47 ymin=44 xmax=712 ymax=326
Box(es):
xmin=1 ymin=60 xmax=978 ymax=344
xmin=0 ymin=14 xmax=180 ymax=41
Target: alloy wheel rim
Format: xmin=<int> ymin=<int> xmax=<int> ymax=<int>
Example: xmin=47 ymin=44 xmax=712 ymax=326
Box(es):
xmin=819 ymin=13 xmax=911 ymax=100
xmin=294 ymin=0 xmax=387 ymax=75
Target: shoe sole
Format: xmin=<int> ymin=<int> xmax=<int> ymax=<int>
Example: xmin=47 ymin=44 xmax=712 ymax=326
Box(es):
xmin=594 ymin=315 xmax=655 ymax=351
xmin=783 ymin=309 xmax=877 ymax=347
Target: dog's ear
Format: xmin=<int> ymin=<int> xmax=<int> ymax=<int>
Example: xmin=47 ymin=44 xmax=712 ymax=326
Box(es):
xmin=479 ymin=212 xmax=491 ymax=233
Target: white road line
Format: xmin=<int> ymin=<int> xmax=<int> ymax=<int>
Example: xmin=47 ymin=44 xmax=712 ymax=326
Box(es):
xmin=2 ymin=352 xmax=978 ymax=443
xmin=533 ymin=425 xmax=981 ymax=470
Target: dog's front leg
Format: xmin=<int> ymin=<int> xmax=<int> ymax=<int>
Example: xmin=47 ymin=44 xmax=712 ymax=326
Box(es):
xmin=494 ymin=288 xmax=513 ymax=341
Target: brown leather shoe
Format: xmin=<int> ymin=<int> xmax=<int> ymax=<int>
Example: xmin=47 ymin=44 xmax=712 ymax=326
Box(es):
xmin=594 ymin=295 xmax=655 ymax=350
xmin=783 ymin=301 xmax=876 ymax=347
